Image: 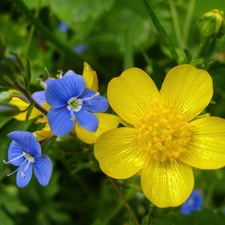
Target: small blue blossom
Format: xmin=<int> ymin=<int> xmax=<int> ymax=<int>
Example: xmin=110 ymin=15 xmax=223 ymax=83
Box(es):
xmin=4 ymin=131 xmax=52 ymax=188
xmin=73 ymin=44 xmax=87 ymax=54
xmin=58 ymin=21 xmax=69 ymax=32
xmin=45 ymin=75 xmax=108 ymax=136
xmin=180 ymin=189 xmax=203 ymax=215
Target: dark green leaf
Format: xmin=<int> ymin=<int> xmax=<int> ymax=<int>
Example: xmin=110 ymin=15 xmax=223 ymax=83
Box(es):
xmin=0 ymin=104 xmax=20 ymax=116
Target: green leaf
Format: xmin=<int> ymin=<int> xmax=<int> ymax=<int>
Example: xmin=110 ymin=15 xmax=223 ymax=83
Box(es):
xmin=143 ymin=0 xmax=178 ymax=62
xmin=0 ymin=104 xmax=20 ymax=116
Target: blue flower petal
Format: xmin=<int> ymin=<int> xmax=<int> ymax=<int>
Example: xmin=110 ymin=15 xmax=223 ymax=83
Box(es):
xmin=83 ymin=96 xmax=109 ymax=112
xmin=8 ymin=131 xmax=41 ymax=157
xmin=63 ymin=70 xmax=78 ymax=77
xmin=32 ymin=90 xmax=46 ymax=106
xmin=75 ymin=109 xmax=99 ymax=132
xmin=8 ymin=141 xmax=25 ymax=166
xmin=79 ymin=88 xmax=96 ymax=98
xmin=47 ymin=107 xmax=74 ymax=136
xmin=16 ymin=162 xmax=33 ymax=188
xmin=34 ymin=155 xmax=52 ymax=186
xmin=180 ymin=189 xmax=202 ymax=215
xmin=45 ymin=76 xmax=86 ymax=108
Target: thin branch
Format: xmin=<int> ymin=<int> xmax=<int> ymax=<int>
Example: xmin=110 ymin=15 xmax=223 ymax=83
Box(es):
xmin=13 ymin=81 xmax=48 ymax=116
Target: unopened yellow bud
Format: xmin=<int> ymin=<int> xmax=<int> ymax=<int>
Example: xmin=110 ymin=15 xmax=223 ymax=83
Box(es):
xmin=196 ymin=9 xmax=225 ymax=38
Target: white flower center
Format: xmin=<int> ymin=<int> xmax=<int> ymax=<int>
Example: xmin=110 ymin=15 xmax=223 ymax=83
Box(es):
xmin=23 ymin=152 xmax=35 ymax=162
xmin=67 ymin=97 xmax=83 ymax=112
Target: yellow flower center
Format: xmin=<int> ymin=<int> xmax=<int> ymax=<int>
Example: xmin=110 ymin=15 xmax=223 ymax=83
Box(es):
xmin=134 ymin=103 xmax=192 ymax=162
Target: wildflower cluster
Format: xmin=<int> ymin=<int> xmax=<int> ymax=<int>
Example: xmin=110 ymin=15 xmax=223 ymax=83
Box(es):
xmin=3 ymin=62 xmax=225 ymax=211
xmin=1 ymin=3 xmax=225 ymax=224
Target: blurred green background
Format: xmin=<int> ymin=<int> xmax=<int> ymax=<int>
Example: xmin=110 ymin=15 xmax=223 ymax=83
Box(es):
xmin=1 ymin=0 xmax=225 ymax=224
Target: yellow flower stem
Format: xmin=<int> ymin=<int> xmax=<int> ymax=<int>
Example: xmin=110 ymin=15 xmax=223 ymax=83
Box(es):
xmin=107 ymin=176 xmax=140 ymax=225
xmin=147 ymin=203 xmax=155 ymax=225
xmin=13 ymin=80 xmax=48 ymax=116
xmin=195 ymin=36 xmax=215 ymax=59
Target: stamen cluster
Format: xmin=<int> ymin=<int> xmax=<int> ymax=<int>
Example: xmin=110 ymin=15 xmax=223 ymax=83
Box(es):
xmin=135 ymin=103 xmax=192 ymax=162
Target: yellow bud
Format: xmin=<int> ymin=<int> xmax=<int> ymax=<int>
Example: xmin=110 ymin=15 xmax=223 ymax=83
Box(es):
xmin=196 ymin=9 xmax=225 ymax=38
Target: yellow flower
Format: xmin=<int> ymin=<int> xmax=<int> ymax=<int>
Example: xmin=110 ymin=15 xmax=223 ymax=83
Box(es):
xmin=94 ymin=64 xmax=225 ymax=208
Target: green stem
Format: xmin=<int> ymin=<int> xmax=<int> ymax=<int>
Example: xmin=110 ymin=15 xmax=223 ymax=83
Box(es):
xmin=139 ymin=47 xmax=152 ymax=67
xmin=183 ymin=0 xmax=196 ymax=48
xmin=195 ymin=37 xmax=213 ymax=58
xmin=108 ymin=177 xmax=140 ymax=225
xmin=123 ymin=30 xmax=134 ymax=69
xmin=168 ymin=0 xmax=183 ymax=50
xmin=143 ymin=0 xmax=178 ymax=62
xmin=41 ymin=135 xmax=56 ymax=147
xmin=147 ymin=203 xmax=155 ymax=225
xmin=13 ymin=81 xmax=48 ymax=116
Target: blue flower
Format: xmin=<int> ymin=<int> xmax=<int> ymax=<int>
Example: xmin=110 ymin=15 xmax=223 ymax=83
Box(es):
xmin=4 ymin=131 xmax=52 ymax=188
xmin=73 ymin=44 xmax=87 ymax=54
xmin=58 ymin=21 xmax=69 ymax=32
xmin=32 ymin=70 xmax=77 ymax=105
xmin=180 ymin=189 xmax=203 ymax=215
xmin=45 ymin=75 xmax=108 ymax=136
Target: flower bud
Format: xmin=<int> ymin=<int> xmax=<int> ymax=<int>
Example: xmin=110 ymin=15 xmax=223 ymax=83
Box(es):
xmin=196 ymin=9 xmax=225 ymax=38
xmin=0 ymin=91 xmax=12 ymax=104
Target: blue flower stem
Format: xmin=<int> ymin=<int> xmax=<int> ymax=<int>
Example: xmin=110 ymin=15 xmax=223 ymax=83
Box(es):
xmin=143 ymin=0 xmax=178 ymax=62
xmin=13 ymin=80 xmax=48 ymax=116
xmin=107 ymin=176 xmax=140 ymax=225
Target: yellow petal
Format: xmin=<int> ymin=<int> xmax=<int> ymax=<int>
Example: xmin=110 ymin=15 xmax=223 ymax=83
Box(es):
xmin=179 ymin=116 xmax=225 ymax=169
xmin=141 ymin=159 xmax=194 ymax=207
xmin=9 ymin=98 xmax=42 ymax=121
xmin=94 ymin=128 xmax=146 ymax=178
xmin=160 ymin=64 xmax=213 ymax=121
xmin=108 ymin=68 xmax=159 ymax=125
xmin=82 ymin=62 xmax=98 ymax=91
xmin=33 ymin=122 xmax=53 ymax=141
xmin=75 ymin=113 xmax=119 ymax=144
